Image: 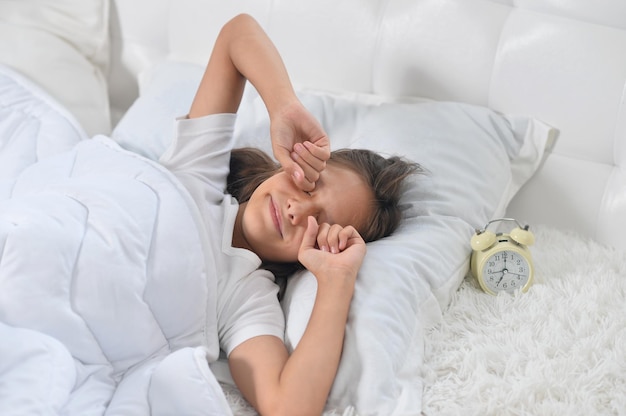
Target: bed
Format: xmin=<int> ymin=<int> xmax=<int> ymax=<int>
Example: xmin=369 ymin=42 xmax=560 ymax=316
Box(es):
xmin=1 ymin=1 xmax=625 ymax=415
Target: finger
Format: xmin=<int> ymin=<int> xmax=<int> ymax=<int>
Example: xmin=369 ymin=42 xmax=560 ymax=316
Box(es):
xmin=291 ymin=156 xmax=322 ymax=186
xmin=337 ymin=225 xmax=359 ymax=251
xmin=274 ymin=145 xmax=296 ymax=171
xmin=291 ymin=168 xmax=316 ymax=192
xmin=292 ymin=142 xmax=328 ymax=172
xmin=300 ymin=216 xmax=319 ymax=253
xmin=304 ymin=138 xmax=331 ymax=162
xmin=325 ymin=224 xmax=343 ymax=254
xmin=290 ymin=155 xmax=322 ymax=184
xmin=275 ymin=150 xmax=312 ymax=191
xmin=283 ymin=160 xmax=309 ymax=189
xmin=291 ymin=151 xmax=323 ymax=187
xmin=316 ymin=222 xmax=332 ymax=252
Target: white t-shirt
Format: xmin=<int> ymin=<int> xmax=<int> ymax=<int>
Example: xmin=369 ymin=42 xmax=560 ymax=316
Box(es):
xmin=159 ymin=113 xmax=285 ymax=357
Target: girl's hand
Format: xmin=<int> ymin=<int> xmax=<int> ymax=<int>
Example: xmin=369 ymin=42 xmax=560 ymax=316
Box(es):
xmin=271 ymin=101 xmax=331 ymax=192
xmin=298 ymin=216 xmax=366 ymax=284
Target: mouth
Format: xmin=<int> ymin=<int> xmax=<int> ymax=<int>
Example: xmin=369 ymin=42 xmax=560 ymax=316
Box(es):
xmin=269 ymin=196 xmax=283 ymax=237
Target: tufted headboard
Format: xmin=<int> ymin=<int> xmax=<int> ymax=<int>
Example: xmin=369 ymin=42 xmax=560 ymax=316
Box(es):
xmin=108 ymin=0 xmax=626 ymax=249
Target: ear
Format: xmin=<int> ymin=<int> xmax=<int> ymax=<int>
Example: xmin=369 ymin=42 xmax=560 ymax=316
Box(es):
xmin=471 ymin=231 xmax=496 ymax=251
xmin=510 ymin=227 xmax=535 ymax=246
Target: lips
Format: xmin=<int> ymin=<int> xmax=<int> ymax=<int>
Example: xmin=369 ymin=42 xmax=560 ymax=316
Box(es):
xmin=270 ymin=196 xmax=283 ymax=237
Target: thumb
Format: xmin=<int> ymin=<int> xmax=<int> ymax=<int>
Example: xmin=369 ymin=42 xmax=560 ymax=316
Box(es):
xmin=299 ymin=216 xmax=319 ymax=252
xmin=273 ymin=145 xmax=291 ymax=169
xmin=274 ymin=148 xmax=305 ymax=187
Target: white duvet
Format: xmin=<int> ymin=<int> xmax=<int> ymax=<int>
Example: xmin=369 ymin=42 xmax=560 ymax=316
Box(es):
xmin=0 ymin=66 xmax=231 ymax=414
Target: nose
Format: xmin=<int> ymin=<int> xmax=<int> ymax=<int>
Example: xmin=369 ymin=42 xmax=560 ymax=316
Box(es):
xmin=286 ymin=197 xmax=316 ymax=225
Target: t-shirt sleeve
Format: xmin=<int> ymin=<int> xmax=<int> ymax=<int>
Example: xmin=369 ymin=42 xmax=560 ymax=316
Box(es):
xmin=159 ymin=113 xmax=237 ymax=205
xmin=218 ymin=269 xmax=285 ymax=357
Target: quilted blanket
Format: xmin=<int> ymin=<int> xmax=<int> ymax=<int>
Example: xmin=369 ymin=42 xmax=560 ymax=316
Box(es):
xmin=0 ymin=66 xmax=231 ymax=414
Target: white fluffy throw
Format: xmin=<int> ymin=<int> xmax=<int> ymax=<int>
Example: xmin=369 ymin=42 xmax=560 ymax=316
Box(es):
xmin=421 ymin=226 xmax=626 ymax=416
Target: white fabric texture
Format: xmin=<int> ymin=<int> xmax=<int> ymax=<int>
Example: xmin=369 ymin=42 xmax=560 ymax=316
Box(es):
xmin=0 ymin=0 xmax=111 ymax=136
xmin=0 ymin=64 xmax=86 ymax=187
xmin=112 ymin=60 xmax=555 ymax=415
xmin=0 ymin=62 xmax=235 ymax=415
xmin=160 ymin=114 xmax=284 ymax=356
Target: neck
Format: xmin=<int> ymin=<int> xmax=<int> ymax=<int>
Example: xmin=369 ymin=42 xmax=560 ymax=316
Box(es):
xmin=232 ymin=202 xmax=251 ymax=250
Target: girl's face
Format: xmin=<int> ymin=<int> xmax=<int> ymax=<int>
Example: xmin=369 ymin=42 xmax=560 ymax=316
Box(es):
xmin=234 ymin=164 xmax=373 ymax=263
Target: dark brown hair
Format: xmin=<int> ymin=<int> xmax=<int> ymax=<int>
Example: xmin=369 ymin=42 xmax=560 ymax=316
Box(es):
xmin=227 ymin=147 xmax=423 ymax=295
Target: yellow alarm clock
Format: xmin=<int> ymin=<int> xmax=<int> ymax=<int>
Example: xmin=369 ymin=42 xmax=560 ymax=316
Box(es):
xmin=470 ymin=218 xmax=535 ymax=295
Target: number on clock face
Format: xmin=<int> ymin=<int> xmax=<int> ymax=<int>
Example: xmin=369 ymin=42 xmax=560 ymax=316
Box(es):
xmin=483 ymin=250 xmax=530 ymax=293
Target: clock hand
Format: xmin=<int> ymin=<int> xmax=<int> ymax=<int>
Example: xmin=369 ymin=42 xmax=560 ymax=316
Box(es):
xmin=495 ymin=252 xmax=511 ymax=286
xmin=497 ymin=270 xmax=506 ymax=285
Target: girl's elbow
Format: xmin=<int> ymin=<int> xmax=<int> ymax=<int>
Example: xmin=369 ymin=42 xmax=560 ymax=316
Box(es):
xmin=259 ymin=400 xmax=323 ymax=416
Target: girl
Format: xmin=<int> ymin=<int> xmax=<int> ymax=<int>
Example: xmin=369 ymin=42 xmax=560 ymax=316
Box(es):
xmin=161 ymin=13 xmax=420 ymax=415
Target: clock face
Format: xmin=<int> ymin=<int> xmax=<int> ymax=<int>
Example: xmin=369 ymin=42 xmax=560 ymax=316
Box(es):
xmin=482 ymin=249 xmax=531 ymax=293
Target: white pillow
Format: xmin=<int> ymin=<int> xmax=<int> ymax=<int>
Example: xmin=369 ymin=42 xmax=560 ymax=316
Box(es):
xmin=112 ymin=60 xmax=555 ymax=415
xmin=0 ymin=0 xmax=111 ymax=137
xmin=0 ymin=65 xmax=87 ymax=189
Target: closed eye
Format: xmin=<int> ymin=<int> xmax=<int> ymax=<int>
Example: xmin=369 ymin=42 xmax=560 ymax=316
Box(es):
xmin=302 ymin=189 xmax=326 ymax=221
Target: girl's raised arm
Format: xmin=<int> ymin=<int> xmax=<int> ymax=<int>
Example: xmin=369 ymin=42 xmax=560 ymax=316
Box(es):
xmin=189 ymin=13 xmax=330 ymax=191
